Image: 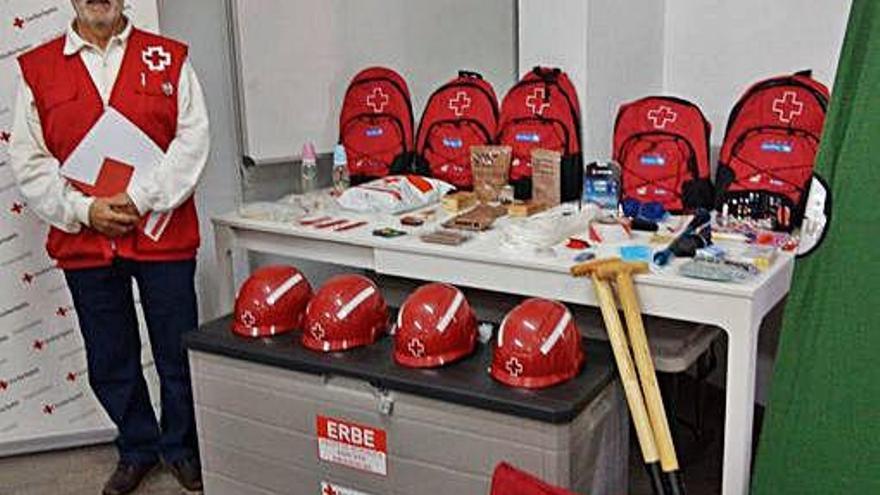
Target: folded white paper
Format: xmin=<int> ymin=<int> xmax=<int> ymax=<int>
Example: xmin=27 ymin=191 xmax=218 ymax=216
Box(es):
xmin=61 ymin=108 xmax=172 ymax=241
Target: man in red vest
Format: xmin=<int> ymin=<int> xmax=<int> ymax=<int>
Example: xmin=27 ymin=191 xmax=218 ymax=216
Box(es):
xmin=9 ymin=1 xmax=208 ymax=493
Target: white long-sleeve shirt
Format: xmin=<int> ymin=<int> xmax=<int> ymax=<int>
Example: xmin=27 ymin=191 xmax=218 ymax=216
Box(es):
xmin=9 ymin=20 xmax=210 ymax=234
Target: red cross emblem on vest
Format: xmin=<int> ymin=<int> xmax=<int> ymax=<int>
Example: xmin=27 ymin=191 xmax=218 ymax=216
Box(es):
xmin=526 ymin=87 xmax=550 ymax=115
xmin=13 ymin=17 xmax=25 ymax=30
xmin=366 ymin=87 xmax=390 ymax=113
xmin=448 ymin=91 xmax=472 ymax=117
xmin=772 ymin=91 xmax=804 ymax=123
xmin=322 ymin=485 xmax=337 ymax=495
xmin=0 ymin=131 xmax=11 ymax=143
xmin=505 ymin=357 xmax=524 ymax=377
xmin=408 ymin=338 xmax=426 ymax=358
xmin=648 ymin=106 xmax=677 ymax=129
xmin=142 ymin=45 xmax=172 ymax=72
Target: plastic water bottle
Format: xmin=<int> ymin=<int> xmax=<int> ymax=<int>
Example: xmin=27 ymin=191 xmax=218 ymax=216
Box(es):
xmin=332 ymin=144 xmax=350 ymax=194
xmin=300 ymin=142 xmax=317 ymax=193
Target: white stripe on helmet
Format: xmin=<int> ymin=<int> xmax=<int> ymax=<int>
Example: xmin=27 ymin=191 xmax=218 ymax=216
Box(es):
xmin=336 ymin=285 xmax=377 ymax=320
xmin=436 ymin=290 xmax=464 ymax=334
xmin=266 ymin=273 xmax=303 ymax=306
xmin=397 ymin=301 xmax=406 ymax=330
xmin=540 ymin=309 xmax=572 ymax=355
xmin=497 ymin=312 xmax=513 ymax=348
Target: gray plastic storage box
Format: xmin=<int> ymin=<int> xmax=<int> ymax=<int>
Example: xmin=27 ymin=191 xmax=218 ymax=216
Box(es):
xmin=185 ymin=316 xmax=628 ymax=495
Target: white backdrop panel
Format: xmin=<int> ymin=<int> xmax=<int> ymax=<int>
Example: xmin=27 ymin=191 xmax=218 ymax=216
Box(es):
xmin=0 ymin=0 xmax=160 ymax=456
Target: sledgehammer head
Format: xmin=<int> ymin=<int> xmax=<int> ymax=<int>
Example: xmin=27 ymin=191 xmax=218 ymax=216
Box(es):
xmin=570 ymin=258 xmax=649 ymax=279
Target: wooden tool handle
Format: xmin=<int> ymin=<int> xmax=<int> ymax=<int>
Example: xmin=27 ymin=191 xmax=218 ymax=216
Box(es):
xmin=591 ymin=275 xmax=659 ymax=464
xmin=616 ymin=272 xmax=680 ymax=473
xmin=570 ymin=257 xmax=622 ymax=278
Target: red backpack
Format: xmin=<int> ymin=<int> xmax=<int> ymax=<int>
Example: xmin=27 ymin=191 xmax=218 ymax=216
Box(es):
xmin=613 ymin=96 xmax=714 ymax=213
xmin=339 ymin=67 xmax=415 ymax=185
xmin=716 ymin=71 xmax=829 ymax=230
xmin=498 ymin=67 xmax=583 ymax=202
xmin=414 ymin=71 xmax=499 ymax=189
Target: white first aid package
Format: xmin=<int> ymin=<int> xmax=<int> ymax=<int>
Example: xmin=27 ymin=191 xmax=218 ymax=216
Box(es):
xmin=337 ymin=175 xmax=455 ymax=214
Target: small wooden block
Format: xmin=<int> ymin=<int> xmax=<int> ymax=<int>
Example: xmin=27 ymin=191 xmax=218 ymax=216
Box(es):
xmin=420 ymin=230 xmax=470 ymax=245
xmin=508 ymin=200 xmax=548 ymax=217
xmin=442 ymin=191 xmax=477 ymax=213
xmin=443 ymin=204 xmax=507 ymax=231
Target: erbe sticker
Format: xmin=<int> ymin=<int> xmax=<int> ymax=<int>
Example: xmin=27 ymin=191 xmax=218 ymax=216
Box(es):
xmin=316 ymin=416 xmax=388 ymax=476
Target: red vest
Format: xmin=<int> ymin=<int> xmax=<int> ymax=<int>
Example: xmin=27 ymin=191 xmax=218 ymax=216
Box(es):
xmin=18 ymin=28 xmax=200 ymax=269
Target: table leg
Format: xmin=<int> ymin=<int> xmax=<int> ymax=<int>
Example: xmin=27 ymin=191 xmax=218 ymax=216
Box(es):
xmin=721 ymin=313 xmax=761 ymax=495
xmin=213 ymin=222 xmax=236 ymax=315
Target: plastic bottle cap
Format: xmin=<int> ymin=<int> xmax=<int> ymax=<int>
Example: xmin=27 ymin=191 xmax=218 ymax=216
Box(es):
xmin=301 ymin=142 xmax=317 ymax=162
xmin=333 ymin=144 xmax=347 ymax=165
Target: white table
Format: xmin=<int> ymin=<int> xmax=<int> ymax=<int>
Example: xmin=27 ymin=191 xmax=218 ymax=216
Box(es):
xmin=212 ymin=207 xmax=793 ymax=495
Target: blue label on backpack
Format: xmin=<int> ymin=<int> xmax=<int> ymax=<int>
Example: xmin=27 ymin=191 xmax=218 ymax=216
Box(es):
xmin=365 ymin=127 xmax=384 ymax=138
xmin=515 ymin=132 xmax=541 ymax=143
xmin=761 ymin=140 xmax=793 ymax=153
xmin=640 ymin=154 xmax=666 ymax=166
xmin=442 ymin=138 xmax=463 ymax=149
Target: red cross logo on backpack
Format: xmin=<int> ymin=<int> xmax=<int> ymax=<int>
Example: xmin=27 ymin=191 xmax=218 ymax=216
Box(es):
xmin=448 ymin=91 xmax=472 ymax=116
xmin=772 ymin=91 xmax=804 ymax=123
xmin=525 ymin=87 xmax=550 ymax=115
xmin=647 ymin=106 xmax=678 ymax=129
xmin=366 ymin=87 xmax=390 ymax=113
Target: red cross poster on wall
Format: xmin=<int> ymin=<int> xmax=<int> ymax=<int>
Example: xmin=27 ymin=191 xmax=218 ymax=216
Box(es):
xmin=0 ymin=0 xmax=160 ymax=456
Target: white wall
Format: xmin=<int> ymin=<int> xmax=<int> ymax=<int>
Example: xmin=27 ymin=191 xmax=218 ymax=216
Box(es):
xmin=586 ymin=0 xmax=665 ymax=160
xmin=518 ymin=0 xmax=665 ymax=159
xmin=665 ymin=0 xmax=851 ymax=144
xmin=518 ymin=0 xmax=589 ymax=110
xmin=520 ymin=0 xmax=851 ymax=152
xmin=158 ymin=0 xmax=242 ymax=321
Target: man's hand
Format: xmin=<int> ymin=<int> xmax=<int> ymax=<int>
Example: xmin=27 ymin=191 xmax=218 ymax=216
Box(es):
xmin=107 ymin=192 xmax=141 ymax=217
xmin=88 ymin=197 xmax=140 ymax=238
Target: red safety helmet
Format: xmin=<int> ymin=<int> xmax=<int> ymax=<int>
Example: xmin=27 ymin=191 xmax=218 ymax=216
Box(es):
xmin=301 ymin=274 xmax=388 ymax=352
xmin=490 ymin=298 xmax=584 ymax=389
xmin=394 ymin=283 xmax=477 ymax=368
xmin=232 ymin=265 xmax=313 ymax=338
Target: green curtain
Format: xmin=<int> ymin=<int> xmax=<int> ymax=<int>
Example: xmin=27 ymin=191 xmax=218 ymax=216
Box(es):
xmin=751 ymin=1 xmax=880 ymax=493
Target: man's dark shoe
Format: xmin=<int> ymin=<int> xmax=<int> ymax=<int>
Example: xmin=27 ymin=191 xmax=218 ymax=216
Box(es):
xmin=167 ymin=457 xmax=203 ymax=492
xmin=102 ymin=461 xmax=158 ymax=495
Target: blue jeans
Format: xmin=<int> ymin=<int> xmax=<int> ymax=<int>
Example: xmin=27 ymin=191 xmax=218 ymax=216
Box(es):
xmin=64 ymin=258 xmax=198 ymax=465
